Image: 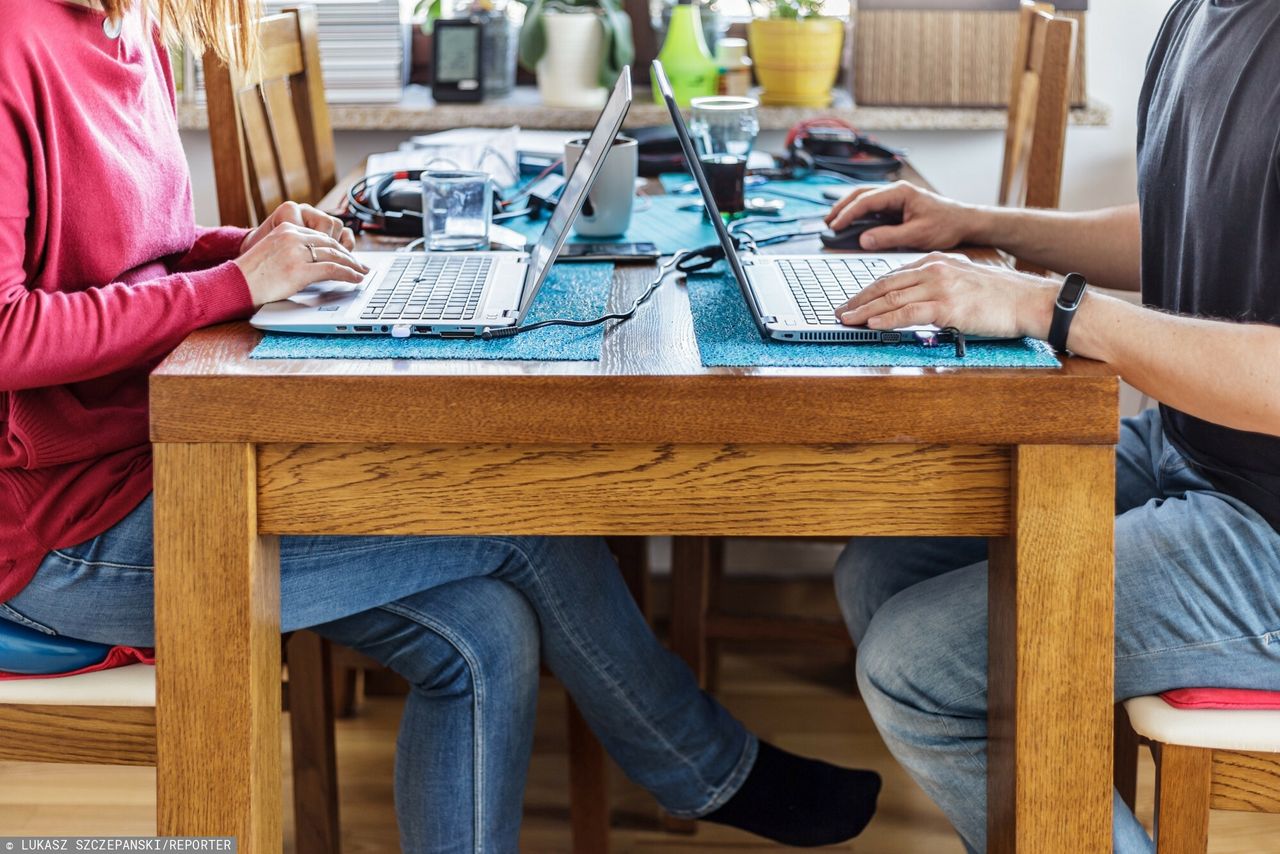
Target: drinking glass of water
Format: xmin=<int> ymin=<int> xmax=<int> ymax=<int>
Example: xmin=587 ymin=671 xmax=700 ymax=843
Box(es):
xmin=688 ymin=96 xmax=760 ymax=160
xmin=421 ymin=170 xmax=492 ymax=251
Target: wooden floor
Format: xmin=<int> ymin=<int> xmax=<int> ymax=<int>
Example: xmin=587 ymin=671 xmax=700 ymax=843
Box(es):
xmin=2 ymin=644 xmax=1277 ymax=852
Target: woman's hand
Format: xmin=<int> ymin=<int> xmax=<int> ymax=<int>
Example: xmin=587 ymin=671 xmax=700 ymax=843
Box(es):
xmin=240 ymin=201 xmax=355 ymax=255
xmin=234 ymin=222 xmax=370 ymax=307
xmin=835 ymin=253 xmax=1058 ymax=339
xmin=825 ymin=181 xmax=983 ymax=252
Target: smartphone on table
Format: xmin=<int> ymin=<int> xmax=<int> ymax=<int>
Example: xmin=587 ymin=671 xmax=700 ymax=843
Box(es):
xmin=558 ymin=242 xmax=660 ymax=263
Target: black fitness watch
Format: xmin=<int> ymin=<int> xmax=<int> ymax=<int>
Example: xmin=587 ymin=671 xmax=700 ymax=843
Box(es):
xmin=1048 ymin=273 xmax=1088 ymax=353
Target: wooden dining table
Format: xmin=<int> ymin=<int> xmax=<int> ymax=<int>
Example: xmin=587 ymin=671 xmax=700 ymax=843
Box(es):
xmin=150 ymin=166 xmax=1118 ymax=853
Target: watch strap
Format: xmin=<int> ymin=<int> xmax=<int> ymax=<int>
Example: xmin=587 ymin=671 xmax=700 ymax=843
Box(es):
xmin=1048 ymin=273 xmax=1087 ymax=353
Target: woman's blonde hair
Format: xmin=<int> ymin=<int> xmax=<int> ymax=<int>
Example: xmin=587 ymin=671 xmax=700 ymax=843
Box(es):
xmin=102 ymin=0 xmax=262 ymax=69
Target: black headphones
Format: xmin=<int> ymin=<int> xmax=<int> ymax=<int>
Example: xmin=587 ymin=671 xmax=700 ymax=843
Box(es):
xmin=777 ymin=119 xmax=905 ymax=181
xmin=343 ymin=170 xmax=428 ymax=237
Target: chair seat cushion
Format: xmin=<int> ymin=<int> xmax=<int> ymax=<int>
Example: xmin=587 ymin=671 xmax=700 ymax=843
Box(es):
xmin=0 ymin=662 xmax=155 ymax=707
xmin=0 ymin=617 xmax=113 ymax=675
xmin=1162 ymin=687 xmax=1280 ymax=711
xmin=1125 ymin=694 xmax=1280 ymax=752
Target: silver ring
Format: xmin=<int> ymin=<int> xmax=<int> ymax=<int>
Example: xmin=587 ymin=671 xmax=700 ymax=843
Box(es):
xmin=306 ymin=243 xmax=318 ymax=263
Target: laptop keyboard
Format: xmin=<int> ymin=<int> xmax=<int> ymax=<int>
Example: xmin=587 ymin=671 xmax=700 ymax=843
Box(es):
xmin=359 ymin=256 xmax=492 ymax=322
xmin=778 ymin=257 xmax=894 ymax=325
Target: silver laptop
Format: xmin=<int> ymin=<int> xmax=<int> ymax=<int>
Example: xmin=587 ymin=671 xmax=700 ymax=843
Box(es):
xmin=654 ymin=61 xmax=941 ymax=344
xmin=252 ymin=69 xmax=633 ymax=338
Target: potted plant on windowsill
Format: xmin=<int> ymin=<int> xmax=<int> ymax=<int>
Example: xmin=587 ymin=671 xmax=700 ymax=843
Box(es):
xmin=518 ymin=0 xmax=635 ymax=108
xmin=748 ymin=0 xmax=844 ymax=107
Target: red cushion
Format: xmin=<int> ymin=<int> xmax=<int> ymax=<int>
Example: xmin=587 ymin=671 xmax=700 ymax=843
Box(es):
xmin=0 ymin=646 xmax=154 ymax=681
xmin=1161 ymin=687 xmax=1280 ymax=711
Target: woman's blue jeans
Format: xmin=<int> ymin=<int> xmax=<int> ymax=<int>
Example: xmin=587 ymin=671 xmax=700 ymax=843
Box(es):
xmin=0 ymin=512 xmax=755 ymax=853
xmin=835 ymin=409 xmax=1280 ymax=854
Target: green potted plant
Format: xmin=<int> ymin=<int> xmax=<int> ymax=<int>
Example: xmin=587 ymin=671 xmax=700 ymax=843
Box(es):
xmin=748 ymin=0 xmax=844 ymax=107
xmin=518 ymin=0 xmax=635 ymax=108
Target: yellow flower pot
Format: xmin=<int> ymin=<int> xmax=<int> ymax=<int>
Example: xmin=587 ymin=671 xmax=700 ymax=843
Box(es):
xmin=748 ymin=17 xmax=844 ymax=108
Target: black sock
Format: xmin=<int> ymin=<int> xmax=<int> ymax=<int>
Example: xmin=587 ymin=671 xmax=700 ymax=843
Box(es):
xmin=701 ymin=740 xmax=882 ymax=847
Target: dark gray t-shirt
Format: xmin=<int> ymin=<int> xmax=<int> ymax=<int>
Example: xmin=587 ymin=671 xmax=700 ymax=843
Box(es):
xmin=1137 ymin=0 xmax=1280 ymax=529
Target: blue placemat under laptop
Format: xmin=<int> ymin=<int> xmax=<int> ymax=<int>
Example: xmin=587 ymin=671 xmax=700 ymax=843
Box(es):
xmin=685 ymin=272 xmax=1061 ymax=368
xmin=250 ymin=262 xmax=612 ymax=361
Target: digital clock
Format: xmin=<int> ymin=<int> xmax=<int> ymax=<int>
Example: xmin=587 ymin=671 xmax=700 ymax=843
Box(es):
xmin=432 ymin=18 xmax=486 ymax=103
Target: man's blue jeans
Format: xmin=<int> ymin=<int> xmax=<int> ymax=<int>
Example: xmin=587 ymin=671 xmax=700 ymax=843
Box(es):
xmin=0 ymin=511 xmax=755 ymax=853
xmin=835 ymin=408 xmax=1280 ymax=853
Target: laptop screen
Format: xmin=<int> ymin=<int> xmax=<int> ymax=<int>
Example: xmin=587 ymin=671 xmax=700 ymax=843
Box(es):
xmin=519 ymin=70 xmax=633 ymax=318
xmin=651 ymin=61 xmax=767 ymax=329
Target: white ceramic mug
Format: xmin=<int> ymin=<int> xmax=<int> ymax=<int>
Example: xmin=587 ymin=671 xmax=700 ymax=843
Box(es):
xmin=564 ymin=135 xmax=638 ymax=238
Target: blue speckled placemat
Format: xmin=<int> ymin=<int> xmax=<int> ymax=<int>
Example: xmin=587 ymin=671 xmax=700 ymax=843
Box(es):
xmin=250 ymin=262 xmax=612 ymax=361
xmin=685 ymin=272 xmax=1061 ymax=368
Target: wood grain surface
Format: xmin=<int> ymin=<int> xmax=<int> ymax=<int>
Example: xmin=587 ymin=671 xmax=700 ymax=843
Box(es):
xmin=1154 ymin=743 xmax=1213 ymax=854
xmin=154 ymin=443 xmax=282 ymax=851
xmin=1210 ymin=750 xmax=1280 ymax=814
xmin=0 ymin=705 xmax=156 ymax=766
xmin=254 ymin=442 xmax=1013 ymax=537
xmin=987 ymin=444 xmax=1115 ymax=854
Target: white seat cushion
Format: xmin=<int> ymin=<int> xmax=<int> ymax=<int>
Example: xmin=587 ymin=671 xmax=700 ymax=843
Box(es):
xmin=1125 ymin=694 xmax=1280 ymax=752
xmin=0 ymin=664 xmax=155 ymax=707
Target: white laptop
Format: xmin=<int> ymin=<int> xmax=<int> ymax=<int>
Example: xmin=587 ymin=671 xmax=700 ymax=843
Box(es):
xmin=654 ymin=60 xmax=942 ymax=344
xmin=252 ymin=69 xmax=633 ymax=338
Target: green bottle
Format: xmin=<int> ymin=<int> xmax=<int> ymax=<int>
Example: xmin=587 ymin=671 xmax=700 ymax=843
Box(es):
xmin=652 ymin=0 xmax=720 ymax=106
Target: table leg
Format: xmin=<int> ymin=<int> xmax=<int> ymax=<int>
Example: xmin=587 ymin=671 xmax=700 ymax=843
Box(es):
xmin=988 ymin=444 xmax=1114 ymax=853
xmin=154 ymin=443 xmax=282 ymax=852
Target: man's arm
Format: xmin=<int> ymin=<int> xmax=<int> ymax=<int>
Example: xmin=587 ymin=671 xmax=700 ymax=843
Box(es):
xmin=835 ymin=256 xmax=1280 ymax=438
xmin=969 ymin=204 xmax=1142 ymax=292
xmin=826 ymin=183 xmax=1143 ymax=291
xmin=1066 ymin=291 xmax=1280 ymax=435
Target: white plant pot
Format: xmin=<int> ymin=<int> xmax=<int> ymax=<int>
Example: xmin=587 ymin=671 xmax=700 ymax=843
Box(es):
xmin=536 ymin=11 xmax=607 ymax=109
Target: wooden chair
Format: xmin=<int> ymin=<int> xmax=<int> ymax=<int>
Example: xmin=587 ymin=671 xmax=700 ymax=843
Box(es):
xmin=0 ymin=633 xmax=341 ymax=853
xmin=204 ymin=6 xmax=337 ymax=228
xmin=1116 ymin=695 xmax=1280 ymax=853
xmin=999 ymin=2 xmax=1078 ymax=215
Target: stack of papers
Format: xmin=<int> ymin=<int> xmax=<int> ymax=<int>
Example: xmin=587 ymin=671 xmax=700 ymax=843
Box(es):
xmin=191 ymin=0 xmax=407 ymax=105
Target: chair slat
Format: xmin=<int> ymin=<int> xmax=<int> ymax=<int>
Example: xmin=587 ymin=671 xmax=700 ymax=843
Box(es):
xmin=262 ymin=77 xmax=314 ymax=204
xmin=237 ymin=87 xmax=285 ymax=218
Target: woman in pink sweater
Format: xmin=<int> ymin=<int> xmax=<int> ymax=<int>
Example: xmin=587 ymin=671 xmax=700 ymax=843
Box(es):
xmin=0 ymin=0 xmax=881 ymax=848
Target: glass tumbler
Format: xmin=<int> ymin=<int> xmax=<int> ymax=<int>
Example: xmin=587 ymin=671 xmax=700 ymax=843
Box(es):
xmin=421 ymin=170 xmax=493 ymax=251
xmin=688 ymin=96 xmax=760 ymax=160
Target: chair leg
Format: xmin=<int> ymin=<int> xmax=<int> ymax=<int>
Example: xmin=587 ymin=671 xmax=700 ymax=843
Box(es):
xmin=1115 ymin=702 xmax=1141 ymax=813
xmin=286 ymin=631 xmax=342 ymax=854
xmin=663 ymin=536 xmax=713 ymax=835
xmin=608 ymin=535 xmax=651 ymax=621
xmin=330 ymin=658 xmax=364 ymax=719
xmin=705 ymin=537 xmax=726 ymax=694
xmin=1153 ymin=742 xmax=1213 ymax=854
xmin=566 ymin=693 xmax=610 ymax=853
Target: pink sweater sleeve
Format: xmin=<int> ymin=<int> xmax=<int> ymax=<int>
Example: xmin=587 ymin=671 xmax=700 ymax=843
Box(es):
xmin=175 ymin=225 xmax=252 ymax=271
xmin=0 ymin=216 xmax=254 ymax=394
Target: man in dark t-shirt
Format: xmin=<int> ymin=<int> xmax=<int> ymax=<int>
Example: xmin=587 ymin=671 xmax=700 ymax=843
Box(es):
xmin=825 ymin=1 xmax=1280 ymax=850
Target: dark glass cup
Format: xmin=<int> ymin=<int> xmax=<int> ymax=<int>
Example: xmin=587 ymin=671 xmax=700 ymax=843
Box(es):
xmin=700 ymin=154 xmax=747 ymax=215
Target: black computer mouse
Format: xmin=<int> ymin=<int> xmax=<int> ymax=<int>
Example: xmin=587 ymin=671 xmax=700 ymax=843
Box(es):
xmin=820 ymin=211 xmax=904 ymax=251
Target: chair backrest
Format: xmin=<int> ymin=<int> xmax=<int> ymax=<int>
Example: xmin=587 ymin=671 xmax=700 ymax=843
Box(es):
xmin=999 ymin=1 xmax=1077 ymax=213
xmin=204 ymin=7 xmax=337 ymax=228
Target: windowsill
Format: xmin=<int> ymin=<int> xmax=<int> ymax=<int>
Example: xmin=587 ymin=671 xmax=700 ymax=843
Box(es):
xmin=176 ymin=84 xmax=1110 ymax=133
